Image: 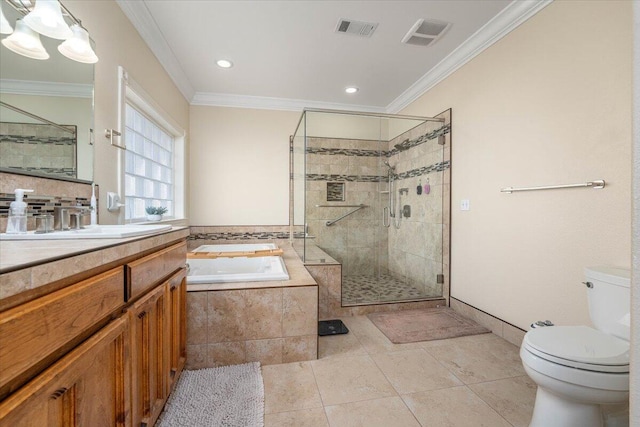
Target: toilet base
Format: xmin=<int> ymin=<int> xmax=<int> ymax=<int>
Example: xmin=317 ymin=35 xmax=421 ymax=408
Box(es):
xmin=530 ymin=387 xmax=602 ymax=427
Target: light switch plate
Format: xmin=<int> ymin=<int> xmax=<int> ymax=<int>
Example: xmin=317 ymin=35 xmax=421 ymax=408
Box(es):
xmin=460 ymin=199 xmax=470 ymax=211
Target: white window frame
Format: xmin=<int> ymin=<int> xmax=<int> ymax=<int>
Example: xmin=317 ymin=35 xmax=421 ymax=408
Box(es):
xmin=117 ymin=66 xmax=185 ymax=223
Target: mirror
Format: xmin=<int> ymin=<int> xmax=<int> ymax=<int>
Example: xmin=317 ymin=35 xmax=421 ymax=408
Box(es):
xmin=0 ymin=0 xmax=94 ymax=182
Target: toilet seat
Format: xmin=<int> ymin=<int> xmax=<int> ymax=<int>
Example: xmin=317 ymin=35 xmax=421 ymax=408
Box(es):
xmin=523 ymin=326 xmax=629 ymax=373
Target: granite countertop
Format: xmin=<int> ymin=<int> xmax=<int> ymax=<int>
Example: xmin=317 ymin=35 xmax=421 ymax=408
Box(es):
xmin=0 ymin=226 xmax=190 ymax=301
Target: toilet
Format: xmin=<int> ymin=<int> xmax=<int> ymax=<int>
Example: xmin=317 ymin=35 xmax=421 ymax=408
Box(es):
xmin=520 ymin=266 xmax=630 ymax=427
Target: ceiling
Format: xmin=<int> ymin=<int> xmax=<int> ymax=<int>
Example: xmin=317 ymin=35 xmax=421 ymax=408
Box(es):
xmin=117 ymin=1 xmax=550 ymax=113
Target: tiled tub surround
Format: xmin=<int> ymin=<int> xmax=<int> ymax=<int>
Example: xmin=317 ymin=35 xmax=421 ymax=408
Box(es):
xmin=0 ymin=122 xmax=77 ymax=178
xmin=0 ymin=172 xmax=96 ymax=233
xmin=185 ymin=240 xmax=318 ymax=368
xmin=304 ymin=110 xmax=451 ymax=306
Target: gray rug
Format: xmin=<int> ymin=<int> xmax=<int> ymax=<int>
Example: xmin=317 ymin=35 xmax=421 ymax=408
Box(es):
xmin=368 ymin=307 xmax=490 ymax=343
xmin=157 ymin=362 xmax=264 ymax=427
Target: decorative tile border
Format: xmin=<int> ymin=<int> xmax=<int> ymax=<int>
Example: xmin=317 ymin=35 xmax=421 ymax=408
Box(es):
xmin=189 ymin=231 xmax=297 ymax=240
xmin=0 ymin=193 xmax=91 ymax=217
xmin=306 ymin=147 xmax=380 ymax=157
xmin=1 ymin=135 xmax=76 ymax=145
xmin=397 ymin=161 xmax=450 ymax=180
xmin=306 ymin=174 xmax=384 ymax=183
xmin=390 ymin=124 xmax=450 ymax=155
xmin=305 ymin=124 xmax=450 ymax=158
xmin=306 ymin=160 xmax=450 ymax=183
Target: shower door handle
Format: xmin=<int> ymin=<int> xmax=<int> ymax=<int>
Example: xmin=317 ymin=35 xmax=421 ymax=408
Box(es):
xmin=383 ymin=207 xmax=390 ymax=227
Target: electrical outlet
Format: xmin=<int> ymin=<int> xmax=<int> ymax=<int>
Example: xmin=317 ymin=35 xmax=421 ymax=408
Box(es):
xmin=460 ymin=199 xmax=470 ymax=211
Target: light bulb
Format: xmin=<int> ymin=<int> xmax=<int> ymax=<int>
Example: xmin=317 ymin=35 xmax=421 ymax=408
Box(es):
xmin=1 ymin=19 xmax=49 ymax=60
xmin=23 ymin=0 xmax=72 ymax=40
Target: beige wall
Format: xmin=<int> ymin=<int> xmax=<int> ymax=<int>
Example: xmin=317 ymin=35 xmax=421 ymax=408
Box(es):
xmin=401 ymin=0 xmax=632 ymax=329
xmin=189 ymin=106 xmax=299 ymax=225
xmin=67 ymin=0 xmax=190 ymax=224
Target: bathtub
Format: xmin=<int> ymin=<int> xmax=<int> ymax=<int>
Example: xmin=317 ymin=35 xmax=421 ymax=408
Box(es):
xmin=187 ymin=243 xmax=289 ymax=284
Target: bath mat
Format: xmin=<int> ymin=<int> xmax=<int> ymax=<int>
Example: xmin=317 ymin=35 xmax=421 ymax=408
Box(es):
xmin=367 ymin=307 xmax=490 ymax=344
xmin=156 ymin=362 xmax=264 ymax=427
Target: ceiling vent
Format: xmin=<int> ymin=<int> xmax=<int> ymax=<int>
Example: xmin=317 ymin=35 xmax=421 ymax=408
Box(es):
xmin=335 ymin=19 xmax=378 ymax=37
xmin=401 ymin=18 xmax=451 ymax=47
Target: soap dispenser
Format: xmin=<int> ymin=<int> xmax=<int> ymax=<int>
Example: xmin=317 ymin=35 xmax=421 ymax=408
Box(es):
xmin=6 ymin=189 xmax=34 ymax=234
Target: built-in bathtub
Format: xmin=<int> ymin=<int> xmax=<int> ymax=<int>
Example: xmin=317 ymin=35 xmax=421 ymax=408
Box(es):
xmin=186 ymin=243 xmax=289 ymax=286
xmin=184 ymin=241 xmax=318 ymax=368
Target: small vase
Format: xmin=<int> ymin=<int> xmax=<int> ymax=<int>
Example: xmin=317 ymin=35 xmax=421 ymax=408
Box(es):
xmin=146 ymin=214 xmax=162 ymax=221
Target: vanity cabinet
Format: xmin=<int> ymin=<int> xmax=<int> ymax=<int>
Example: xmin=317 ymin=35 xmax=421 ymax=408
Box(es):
xmin=0 ymin=315 xmax=131 ymax=426
xmin=0 ymin=267 xmax=125 ymax=399
xmin=0 ymin=234 xmax=187 ymax=427
xmin=129 ymin=267 xmax=187 ymax=427
xmin=167 ymin=269 xmax=187 ymax=391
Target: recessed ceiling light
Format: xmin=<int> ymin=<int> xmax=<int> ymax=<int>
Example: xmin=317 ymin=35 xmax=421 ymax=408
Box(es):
xmin=216 ymin=59 xmax=233 ymax=68
xmin=345 ymin=86 xmax=359 ymax=94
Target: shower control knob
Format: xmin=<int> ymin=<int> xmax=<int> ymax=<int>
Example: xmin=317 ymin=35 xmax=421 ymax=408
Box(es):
xmin=582 ymin=281 xmax=594 ymax=288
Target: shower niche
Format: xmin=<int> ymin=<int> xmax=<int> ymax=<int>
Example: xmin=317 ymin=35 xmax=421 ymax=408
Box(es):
xmin=292 ymin=109 xmax=451 ymax=307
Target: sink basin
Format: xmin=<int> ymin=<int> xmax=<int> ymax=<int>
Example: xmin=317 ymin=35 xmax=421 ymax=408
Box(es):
xmin=0 ymin=224 xmax=173 ymax=240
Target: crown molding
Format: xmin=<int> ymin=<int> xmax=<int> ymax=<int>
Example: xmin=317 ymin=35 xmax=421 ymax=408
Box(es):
xmin=118 ymin=0 xmax=551 ymax=112
xmin=116 ymin=0 xmax=195 ymax=102
xmin=0 ymin=79 xmax=93 ymax=98
xmin=385 ymin=0 xmax=553 ymax=113
xmin=191 ymin=92 xmax=386 ymax=113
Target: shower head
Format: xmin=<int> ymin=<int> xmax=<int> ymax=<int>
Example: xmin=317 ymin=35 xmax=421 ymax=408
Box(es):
xmin=383 ymin=160 xmax=395 ymax=172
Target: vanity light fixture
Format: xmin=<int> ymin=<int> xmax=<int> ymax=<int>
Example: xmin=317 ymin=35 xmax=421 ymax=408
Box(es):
xmin=345 ymin=86 xmax=359 ymax=94
xmin=22 ymin=0 xmax=71 ymax=39
xmin=1 ymin=18 xmax=49 ymax=60
xmin=1 ymin=0 xmax=98 ymax=63
xmin=58 ymin=23 xmax=97 ymax=63
xmin=0 ymin=2 xmax=13 ymax=34
xmin=216 ymin=59 xmax=233 ymax=68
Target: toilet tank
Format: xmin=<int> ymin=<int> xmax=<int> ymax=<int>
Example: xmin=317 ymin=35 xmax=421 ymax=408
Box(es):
xmin=585 ymin=266 xmax=631 ymax=341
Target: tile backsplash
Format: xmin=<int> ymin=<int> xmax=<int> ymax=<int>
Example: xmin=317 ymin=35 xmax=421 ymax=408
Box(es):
xmin=0 ymin=172 xmax=96 ymax=232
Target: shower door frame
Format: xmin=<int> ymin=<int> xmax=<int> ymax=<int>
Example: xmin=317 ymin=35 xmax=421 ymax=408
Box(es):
xmin=291 ymin=108 xmax=451 ymax=307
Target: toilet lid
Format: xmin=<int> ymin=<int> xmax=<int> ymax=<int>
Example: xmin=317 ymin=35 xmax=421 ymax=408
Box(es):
xmin=524 ymin=326 xmax=629 ymax=372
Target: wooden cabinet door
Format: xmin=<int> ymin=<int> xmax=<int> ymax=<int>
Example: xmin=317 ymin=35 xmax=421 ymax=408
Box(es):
xmin=129 ymin=283 xmax=169 ymax=427
xmin=167 ymin=268 xmax=187 ymax=392
xmin=0 ymin=267 xmax=124 ymax=399
xmin=0 ymin=315 xmax=131 ymax=427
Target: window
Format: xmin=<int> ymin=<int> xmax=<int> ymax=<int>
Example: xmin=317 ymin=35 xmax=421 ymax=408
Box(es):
xmin=118 ymin=66 xmax=185 ymax=223
xmin=124 ymin=104 xmax=174 ymax=221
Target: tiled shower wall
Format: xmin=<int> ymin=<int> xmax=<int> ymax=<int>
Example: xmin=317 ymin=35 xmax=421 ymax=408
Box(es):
xmin=0 ymin=122 xmax=77 ymax=179
xmin=386 ymin=109 xmax=451 ymax=298
xmin=304 ymin=109 xmax=451 ymax=299
xmin=305 ymin=138 xmax=385 ymax=276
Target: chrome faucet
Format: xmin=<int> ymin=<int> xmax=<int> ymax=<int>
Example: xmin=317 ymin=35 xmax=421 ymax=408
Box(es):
xmin=53 ymin=206 xmax=92 ymax=230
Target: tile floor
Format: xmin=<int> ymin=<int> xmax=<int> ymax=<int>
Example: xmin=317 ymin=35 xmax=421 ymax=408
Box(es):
xmin=262 ymin=315 xmax=536 ymax=427
xmin=341 ymin=274 xmax=435 ymax=305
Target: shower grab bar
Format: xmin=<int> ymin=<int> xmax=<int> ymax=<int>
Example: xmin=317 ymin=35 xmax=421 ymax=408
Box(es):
xmin=501 ymin=180 xmax=605 ymax=193
xmin=383 ymin=206 xmax=390 ymax=227
xmin=324 ymin=204 xmax=367 ymax=226
xmin=315 ymin=204 xmax=366 ymax=207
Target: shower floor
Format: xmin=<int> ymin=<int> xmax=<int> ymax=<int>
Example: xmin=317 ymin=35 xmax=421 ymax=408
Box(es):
xmin=342 ymin=274 xmax=429 ymax=305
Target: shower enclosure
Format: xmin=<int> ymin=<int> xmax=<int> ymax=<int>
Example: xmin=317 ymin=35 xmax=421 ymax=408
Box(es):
xmin=292 ymin=109 xmax=451 ymax=306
